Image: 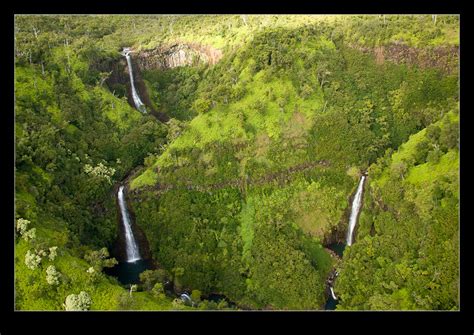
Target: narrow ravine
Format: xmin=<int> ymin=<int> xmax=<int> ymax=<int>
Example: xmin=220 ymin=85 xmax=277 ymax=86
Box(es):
xmin=112 ymin=54 xmax=236 ymax=308
xmin=325 ymin=174 xmax=367 ymax=310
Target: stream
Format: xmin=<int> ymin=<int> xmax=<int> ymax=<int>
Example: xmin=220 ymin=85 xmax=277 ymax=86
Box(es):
xmin=324 ymin=174 xmax=367 ymax=310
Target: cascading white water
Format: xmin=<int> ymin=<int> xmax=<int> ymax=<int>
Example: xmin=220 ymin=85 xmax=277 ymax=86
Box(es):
xmin=118 ymin=185 xmax=141 ymax=262
xmin=330 ymin=287 xmax=338 ymax=300
xmin=122 ymin=48 xmax=147 ymax=114
xmin=180 ymin=293 xmax=192 ymax=302
xmin=346 ymin=175 xmax=366 ymax=246
xmin=180 ymin=293 xmax=194 ymax=306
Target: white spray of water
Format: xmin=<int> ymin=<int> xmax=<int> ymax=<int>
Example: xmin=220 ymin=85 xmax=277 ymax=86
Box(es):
xmin=118 ymin=186 xmax=141 ymax=262
xmin=122 ymin=48 xmax=147 ymax=113
xmin=346 ymin=175 xmax=366 ymax=246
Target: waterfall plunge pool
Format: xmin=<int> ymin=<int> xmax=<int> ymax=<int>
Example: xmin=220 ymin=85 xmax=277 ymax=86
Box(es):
xmin=324 ymin=174 xmax=367 ymax=310
xmin=108 ymin=184 xmax=153 ymax=286
xmin=326 ymin=242 xmax=346 ymax=258
xmin=105 ymin=259 xmax=153 ymax=285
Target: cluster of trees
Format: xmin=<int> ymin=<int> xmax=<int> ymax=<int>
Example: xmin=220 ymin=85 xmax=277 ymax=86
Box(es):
xmin=337 ymin=15 xmax=459 ymax=47
xmin=15 ymin=15 xmax=169 ymax=248
xmin=131 ymin=16 xmax=458 ymax=310
xmin=142 ymin=65 xmax=204 ymax=121
xmin=132 ymin=179 xmax=334 ymax=309
xmin=15 ymin=16 xmax=174 ymax=310
xmin=16 ymin=14 xmax=459 ymax=310
xmin=335 ymin=110 xmax=459 ymax=310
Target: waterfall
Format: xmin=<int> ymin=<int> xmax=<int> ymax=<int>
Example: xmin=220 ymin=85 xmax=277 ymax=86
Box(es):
xmin=118 ymin=185 xmax=141 ymax=262
xmin=330 ymin=286 xmax=338 ymax=300
xmin=122 ymin=48 xmax=147 ymax=114
xmin=180 ymin=293 xmax=193 ymax=305
xmin=346 ymin=175 xmax=366 ymax=246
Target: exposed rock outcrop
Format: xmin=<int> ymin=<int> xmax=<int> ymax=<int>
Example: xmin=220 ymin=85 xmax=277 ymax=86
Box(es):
xmin=136 ymin=43 xmax=223 ymax=71
xmin=350 ymin=42 xmax=459 ymax=75
xmin=103 ymin=43 xmax=222 ymax=122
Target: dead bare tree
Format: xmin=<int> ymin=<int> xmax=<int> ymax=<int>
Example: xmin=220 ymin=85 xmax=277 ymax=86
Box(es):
xmin=241 ymin=15 xmax=248 ymax=27
xmin=32 ymin=26 xmax=39 ymax=39
xmin=99 ymin=71 xmax=112 ymax=86
xmin=64 ymin=38 xmax=71 ymax=75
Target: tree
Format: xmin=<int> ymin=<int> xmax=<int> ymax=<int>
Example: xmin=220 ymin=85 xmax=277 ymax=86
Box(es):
xmin=193 ymin=97 xmax=212 ymax=114
xmin=45 ymin=265 xmax=61 ymax=285
xmin=172 ymin=267 xmax=185 ymax=292
xmin=85 ymin=247 xmax=117 ymax=272
xmin=439 ymin=120 xmax=459 ymax=151
xmin=64 ymin=291 xmax=92 ymax=311
xmin=240 ymin=15 xmax=248 ymax=27
xmin=151 ymin=283 xmax=165 ymax=299
xmin=25 ymin=250 xmax=42 ymax=270
xmin=86 ymin=266 xmax=100 ymax=283
xmin=390 ymin=161 xmax=408 ymax=180
xmin=139 ymin=269 xmax=169 ymax=291
xmin=347 ymin=166 xmax=361 ymax=181
xmin=413 ymin=140 xmax=430 ymax=165
xmin=48 ymin=246 xmax=58 ymax=261
xmin=426 ymin=124 xmax=441 ymax=143
xmin=16 ymin=218 xmax=36 ymax=242
xmin=16 ymin=218 xmax=30 ymax=236
xmin=317 ymin=63 xmax=331 ymax=88
xmin=117 ymin=292 xmax=135 ymax=310
xmin=172 ymin=298 xmax=185 ymax=309
xmin=129 ymin=284 xmax=137 ymax=297
xmin=22 ymin=228 xmax=37 ymax=241
xmin=427 ymin=147 xmax=442 ymax=164
xmin=191 ymin=289 xmax=202 ymax=303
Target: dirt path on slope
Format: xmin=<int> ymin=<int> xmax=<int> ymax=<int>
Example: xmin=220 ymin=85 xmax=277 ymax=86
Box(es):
xmin=130 ymin=160 xmax=330 ymax=196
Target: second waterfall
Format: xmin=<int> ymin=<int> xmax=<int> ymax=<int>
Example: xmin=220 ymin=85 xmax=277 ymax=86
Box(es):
xmin=346 ymin=175 xmax=367 ymax=246
xmin=118 ymin=185 xmax=141 ymax=263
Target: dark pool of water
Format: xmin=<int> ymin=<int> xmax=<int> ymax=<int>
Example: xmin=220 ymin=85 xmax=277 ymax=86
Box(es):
xmin=325 ymin=294 xmax=338 ymax=310
xmin=327 ymin=242 xmax=346 ymax=258
xmin=324 ymin=243 xmax=345 ymax=310
xmin=105 ymin=259 xmax=153 ymax=285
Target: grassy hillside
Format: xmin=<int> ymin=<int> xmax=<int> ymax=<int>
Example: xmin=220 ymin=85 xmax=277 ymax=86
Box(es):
xmin=335 ymin=109 xmax=459 ymax=310
xmin=15 ymin=14 xmax=459 ymax=310
xmin=128 ymin=16 xmax=459 ymax=309
xmin=14 ymin=16 xmax=175 ymax=310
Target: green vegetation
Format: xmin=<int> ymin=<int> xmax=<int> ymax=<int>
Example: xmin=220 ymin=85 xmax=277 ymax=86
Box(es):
xmin=15 ymin=14 xmax=459 ymax=310
xmin=15 ymin=15 xmax=172 ymax=310
xmin=335 ymin=109 xmax=459 ymax=310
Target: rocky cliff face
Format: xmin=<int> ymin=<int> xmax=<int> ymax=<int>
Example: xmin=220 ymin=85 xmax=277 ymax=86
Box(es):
xmin=103 ymin=43 xmax=222 ymax=122
xmin=350 ymin=42 xmax=459 ymax=75
xmin=136 ymin=43 xmax=223 ymax=71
